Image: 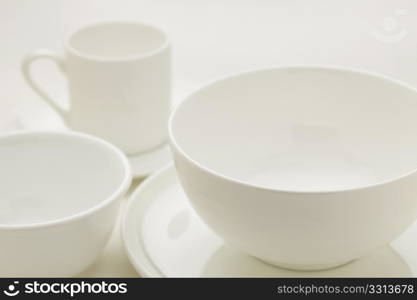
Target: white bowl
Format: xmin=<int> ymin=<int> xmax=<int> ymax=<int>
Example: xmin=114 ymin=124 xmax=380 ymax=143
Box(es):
xmin=0 ymin=131 xmax=131 ymax=276
xmin=169 ymin=66 xmax=417 ymax=270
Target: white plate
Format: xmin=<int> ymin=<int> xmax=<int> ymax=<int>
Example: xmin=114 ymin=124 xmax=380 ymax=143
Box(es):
xmin=122 ymin=165 xmax=417 ymax=277
xmin=17 ymin=79 xmax=195 ymax=178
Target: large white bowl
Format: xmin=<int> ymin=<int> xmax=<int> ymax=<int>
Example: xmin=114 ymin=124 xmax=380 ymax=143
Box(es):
xmin=169 ymin=66 xmax=417 ymax=270
xmin=0 ymin=131 xmax=131 ymax=276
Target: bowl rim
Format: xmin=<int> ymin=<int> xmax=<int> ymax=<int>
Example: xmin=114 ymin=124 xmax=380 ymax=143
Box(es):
xmin=169 ymin=64 xmax=417 ymax=195
xmin=0 ymin=130 xmax=132 ymax=230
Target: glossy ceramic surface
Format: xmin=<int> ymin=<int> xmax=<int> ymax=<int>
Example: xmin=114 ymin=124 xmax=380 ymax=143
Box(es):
xmin=0 ymin=131 xmax=131 ymax=276
xmin=123 ymin=165 xmax=417 ymax=277
xmin=169 ymin=66 xmax=417 ymax=270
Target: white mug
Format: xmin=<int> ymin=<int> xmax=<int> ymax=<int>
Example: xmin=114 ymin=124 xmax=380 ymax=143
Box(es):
xmin=22 ymin=21 xmax=171 ymax=155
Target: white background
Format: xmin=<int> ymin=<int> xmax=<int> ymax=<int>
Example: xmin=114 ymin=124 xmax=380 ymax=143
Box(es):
xmin=1 ymin=0 xmax=417 ymax=277
xmin=2 ymin=0 xmax=417 ymax=113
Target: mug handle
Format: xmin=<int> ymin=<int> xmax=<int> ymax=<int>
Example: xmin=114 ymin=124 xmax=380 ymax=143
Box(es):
xmin=21 ymin=49 xmax=69 ymax=123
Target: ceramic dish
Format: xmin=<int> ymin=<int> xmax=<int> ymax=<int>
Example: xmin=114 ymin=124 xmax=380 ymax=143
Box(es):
xmin=169 ymin=66 xmax=417 ymax=270
xmin=0 ymin=131 xmax=131 ymax=277
xmin=22 ymin=21 xmax=171 ymax=155
xmin=122 ymin=165 xmax=417 ymax=277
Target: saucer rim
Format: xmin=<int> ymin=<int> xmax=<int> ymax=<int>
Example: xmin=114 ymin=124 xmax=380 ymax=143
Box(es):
xmin=122 ymin=164 xmax=174 ymax=277
xmin=127 ymin=142 xmax=172 ymax=179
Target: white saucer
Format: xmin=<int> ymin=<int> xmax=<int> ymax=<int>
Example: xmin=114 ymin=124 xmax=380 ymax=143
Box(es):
xmin=127 ymin=144 xmax=171 ymax=178
xmin=122 ymin=165 xmax=417 ymax=277
xmin=17 ymin=79 xmax=195 ymax=178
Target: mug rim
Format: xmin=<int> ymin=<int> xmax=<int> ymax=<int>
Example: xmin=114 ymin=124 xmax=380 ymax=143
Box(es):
xmin=0 ymin=130 xmax=132 ymax=231
xmin=169 ymin=64 xmax=417 ymax=195
xmin=65 ymin=20 xmax=170 ymax=62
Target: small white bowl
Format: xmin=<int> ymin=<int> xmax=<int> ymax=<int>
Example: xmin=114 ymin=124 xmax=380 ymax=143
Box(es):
xmin=0 ymin=131 xmax=131 ymax=277
xmin=169 ymin=66 xmax=417 ymax=270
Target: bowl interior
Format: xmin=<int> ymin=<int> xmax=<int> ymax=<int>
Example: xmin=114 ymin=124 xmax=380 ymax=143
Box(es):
xmin=171 ymin=67 xmax=417 ymax=192
xmin=0 ymin=133 xmax=128 ymax=226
